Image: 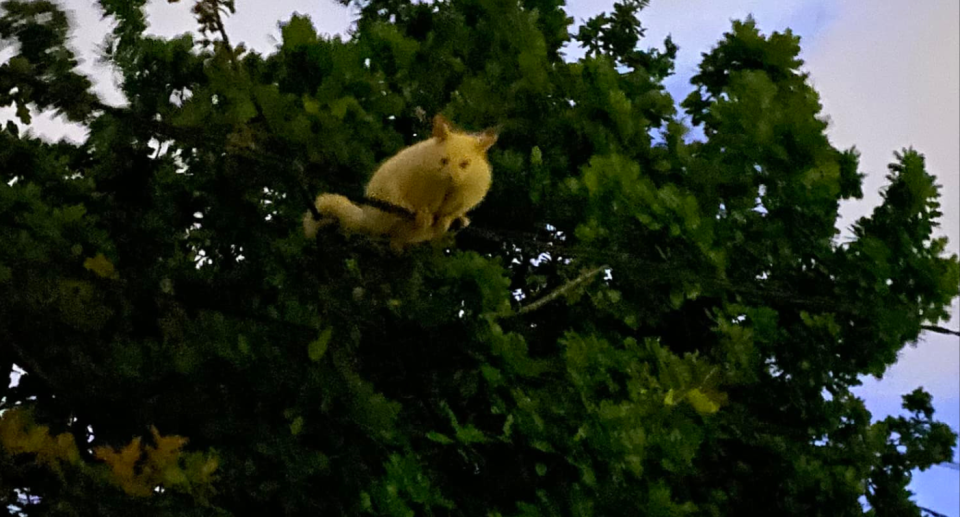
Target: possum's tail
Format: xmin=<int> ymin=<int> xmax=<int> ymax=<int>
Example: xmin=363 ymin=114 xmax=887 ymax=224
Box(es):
xmin=303 ymin=193 xmax=390 ymax=239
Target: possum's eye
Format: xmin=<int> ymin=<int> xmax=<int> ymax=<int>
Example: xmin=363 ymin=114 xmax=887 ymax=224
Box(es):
xmin=440 ymin=158 xmax=449 ymax=166
xmin=459 ymin=160 xmax=470 ymax=169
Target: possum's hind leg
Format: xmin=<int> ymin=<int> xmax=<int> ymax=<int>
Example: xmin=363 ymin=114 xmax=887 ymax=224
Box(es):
xmin=303 ymin=210 xmax=336 ymax=239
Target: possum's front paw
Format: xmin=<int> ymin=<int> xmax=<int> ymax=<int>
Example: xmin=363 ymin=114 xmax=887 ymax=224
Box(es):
xmin=414 ymin=210 xmax=434 ymax=229
xmin=448 ymin=216 xmax=470 ymax=232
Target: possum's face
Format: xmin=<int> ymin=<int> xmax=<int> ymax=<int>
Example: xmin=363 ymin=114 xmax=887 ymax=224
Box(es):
xmin=438 ymin=133 xmax=494 ymax=182
xmin=433 ymin=115 xmax=498 ymax=183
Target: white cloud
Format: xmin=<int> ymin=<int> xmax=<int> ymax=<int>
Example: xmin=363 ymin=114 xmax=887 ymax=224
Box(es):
xmin=805 ymin=0 xmax=959 ymax=257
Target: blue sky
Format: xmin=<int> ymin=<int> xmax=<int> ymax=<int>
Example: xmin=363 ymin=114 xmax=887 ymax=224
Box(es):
xmin=3 ymin=0 xmax=958 ymax=513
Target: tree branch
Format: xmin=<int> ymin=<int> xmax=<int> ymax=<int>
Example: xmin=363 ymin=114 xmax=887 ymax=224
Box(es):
xmin=920 ymin=325 xmax=960 ymax=338
xmin=514 ymin=265 xmax=609 ymax=316
xmin=213 ymin=8 xmax=232 ymax=50
xmin=919 ymin=506 xmax=950 ymax=517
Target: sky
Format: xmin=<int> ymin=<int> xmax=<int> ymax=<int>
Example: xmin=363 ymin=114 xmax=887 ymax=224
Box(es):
xmin=2 ymin=0 xmax=958 ymax=513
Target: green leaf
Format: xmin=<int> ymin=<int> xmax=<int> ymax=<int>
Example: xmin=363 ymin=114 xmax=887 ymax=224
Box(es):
xmin=281 ymin=15 xmax=318 ymax=48
xmin=530 ymin=146 xmax=543 ymax=166
xmin=290 ymin=416 xmax=304 ymax=436
xmin=303 ymin=96 xmax=321 ymax=115
xmin=426 ymin=432 xmax=455 ymax=445
xmin=664 ymin=389 xmax=677 ymax=406
xmin=456 ymin=425 xmax=488 ymax=445
xmin=669 ymin=290 xmax=684 ymax=309
xmin=501 ymin=414 xmax=514 ymax=439
xmin=308 ymin=328 xmax=332 ymax=362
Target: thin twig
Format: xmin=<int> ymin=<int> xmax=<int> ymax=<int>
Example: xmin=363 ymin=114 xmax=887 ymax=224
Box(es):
xmin=7 ymin=340 xmax=56 ymax=389
xmin=514 ymin=264 xmax=609 ymax=316
xmin=211 ymin=6 xmax=241 ymax=69
xmin=213 ymin=9 xmax=232 ymax=50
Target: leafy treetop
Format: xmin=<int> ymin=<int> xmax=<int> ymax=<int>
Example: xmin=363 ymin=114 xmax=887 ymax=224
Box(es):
xmin=0 ymin=0 xmax=957 ymax=516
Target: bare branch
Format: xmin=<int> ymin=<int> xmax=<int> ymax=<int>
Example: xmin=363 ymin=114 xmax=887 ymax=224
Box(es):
xmin=921 ymin=325 xmax=960 ymax=338
xmin=919 ymin=506 xmax=951 ymax=517
xmin=514 ymin=265 xmax=610 ymax=316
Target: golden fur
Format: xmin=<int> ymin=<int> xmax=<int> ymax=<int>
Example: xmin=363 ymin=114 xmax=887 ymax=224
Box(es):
xmin=304 ymin=114 xmax=497 ymax=249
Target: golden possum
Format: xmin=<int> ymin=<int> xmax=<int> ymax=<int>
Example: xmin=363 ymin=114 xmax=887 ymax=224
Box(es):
xmin=303 ymin=114 xmax=498 ymax=249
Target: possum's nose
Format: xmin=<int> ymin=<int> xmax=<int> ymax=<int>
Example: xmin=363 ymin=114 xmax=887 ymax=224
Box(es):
xmin=449 ymin=168 xmax=468 ymax=183
xmin=438 ymin=166 xmax=457 ymax=184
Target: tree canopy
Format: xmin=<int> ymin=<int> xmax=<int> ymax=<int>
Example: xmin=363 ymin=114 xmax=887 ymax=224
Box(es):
xmin=1 ymin=0 xmax=957 ymax=515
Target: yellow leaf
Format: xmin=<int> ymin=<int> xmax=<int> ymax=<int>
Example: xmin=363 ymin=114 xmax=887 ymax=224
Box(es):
xmin=0 ymin=407 xmax=81 ymax=469
xmin=93 ymin=427 xmax=217 ymax=497
xmin=664 ymin=389 xmax=677 ymax=406
xmin=303 ymin=95 xmax=321 ymax=114
xmin=95 ymin=437 xmax=151 ymax=497
xmin=0 ymin=410 xmax=34 ymax=454
xmin=147 ymin=426 xmax=188 ymax=468
xmin=47 ymin=432 xmax=80 ymax=466
xmin=84 ymin=253 xmax=117 ymax=279
xmin=686 ymin=388 xmax=720 ymax=415
xmin=200 ymin=457 xmax=219 ymax=477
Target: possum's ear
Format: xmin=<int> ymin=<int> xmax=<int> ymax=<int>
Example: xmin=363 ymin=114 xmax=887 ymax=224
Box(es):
xmin=432 ymin=114 xmax=453 ymax=141
xmin=477 ymin=127 xmax=499 ymax=152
